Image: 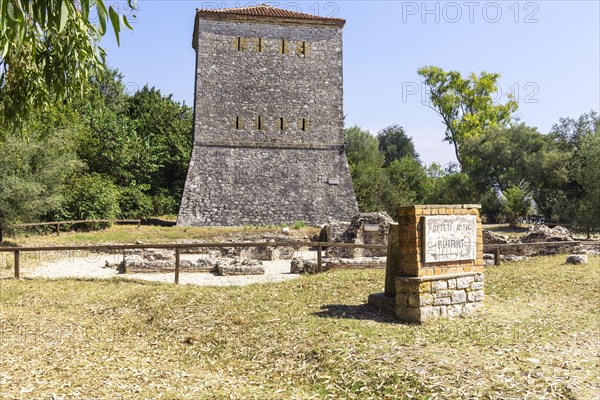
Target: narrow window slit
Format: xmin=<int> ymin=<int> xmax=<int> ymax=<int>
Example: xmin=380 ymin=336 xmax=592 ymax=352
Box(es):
xmin=301 ymin=118 xmax=307 ymax=132
xmin=281 ymin=39 xmax=287 ymax=54
xmin=257 ymin=115 xmax=263 ymax=130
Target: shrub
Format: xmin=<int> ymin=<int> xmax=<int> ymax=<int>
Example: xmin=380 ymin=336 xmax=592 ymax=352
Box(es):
xmin=63 ymin=173 xmax=121 ymax=222
xmin=119 ymin=185 xmax=153 ymax=219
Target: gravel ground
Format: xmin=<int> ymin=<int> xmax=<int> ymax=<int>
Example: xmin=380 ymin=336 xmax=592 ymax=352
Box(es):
xmin=23 ymin=251 xmax=315 ymax=286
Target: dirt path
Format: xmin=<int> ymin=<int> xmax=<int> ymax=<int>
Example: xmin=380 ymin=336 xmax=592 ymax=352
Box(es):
xmin=23 ymin=251 xmax=311 ymax=286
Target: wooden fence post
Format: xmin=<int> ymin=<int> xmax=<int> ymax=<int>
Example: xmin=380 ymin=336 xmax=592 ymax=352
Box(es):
xmin=317 ymin=245 xmax=322 ymax=273
xmin=494 ymin=247 xmax=501 ymax=266
xmin=174 ymin=248 xmax=180 ymax=285
xmin=56 ymin=223 xmax=61 ymax=236
xmin=14 ymin=250 xmax=20 ymax=279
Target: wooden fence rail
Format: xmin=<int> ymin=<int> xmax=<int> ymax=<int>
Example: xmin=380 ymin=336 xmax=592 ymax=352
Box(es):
xmin=484 ymin=240 xmax=600 ymax=266
xmin=3 ymin=240 xmax=597 ymax=282
xmin=0 ymin=241 xmax=387 ymax=283
xmin=5 ymin=219 xmax=142 ymax=238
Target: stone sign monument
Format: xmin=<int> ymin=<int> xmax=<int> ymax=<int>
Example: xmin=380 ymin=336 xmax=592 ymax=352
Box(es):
xmin=368 ymin=205 xmax=485 ymax=322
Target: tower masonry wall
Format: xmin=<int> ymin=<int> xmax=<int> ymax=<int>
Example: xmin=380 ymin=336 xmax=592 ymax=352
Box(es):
xmin=178 ymin=16 xmax=358 ymax=226
xmin=193 ymin=19 xmax=343 ymax=145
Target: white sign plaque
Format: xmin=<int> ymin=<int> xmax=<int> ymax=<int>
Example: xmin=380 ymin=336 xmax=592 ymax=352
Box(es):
xmin=424 ymin=215 xmax=477 ymax=263
xmin=364 ymin=224 xmax=380 ymax=232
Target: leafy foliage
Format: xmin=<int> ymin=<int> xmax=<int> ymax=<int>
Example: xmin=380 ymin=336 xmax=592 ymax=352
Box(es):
xmin=61 ymin=173 xmax=121 ymax=221
xmin=0 ymin=128 xmax=81 ymax=235
xmin=417 ymin=66 xmax=518 ymax=167
xmin=0 ymin=0 xmax=136 ymax=131
xmin=75 ymin=71 xmax=193 ymax=217
xmin=345 ymin=126 xmax=390 ymax=212
xmin=501 ymin=186 xmax=532 ymax=227
xmin=377 ymin=124 xmax=419 ymax=165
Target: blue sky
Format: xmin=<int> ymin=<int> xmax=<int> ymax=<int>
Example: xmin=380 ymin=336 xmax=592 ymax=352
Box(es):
xmin=102 ymin=1 xmax=600 ymax=165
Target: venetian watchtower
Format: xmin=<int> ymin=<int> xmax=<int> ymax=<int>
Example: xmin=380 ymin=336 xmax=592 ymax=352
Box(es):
xmin=177 ymin=4 xmax=358 ymax=226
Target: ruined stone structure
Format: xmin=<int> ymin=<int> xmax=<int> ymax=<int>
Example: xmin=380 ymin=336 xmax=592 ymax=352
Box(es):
xmin=178 ymin=5 xmax=358 ymax=226
xmin=320 ymin=212 xmax=395 ymax=258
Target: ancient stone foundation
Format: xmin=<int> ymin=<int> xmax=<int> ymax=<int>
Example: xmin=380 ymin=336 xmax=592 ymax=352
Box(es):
xmin=368 ymin=205 xmax=485 ymax=323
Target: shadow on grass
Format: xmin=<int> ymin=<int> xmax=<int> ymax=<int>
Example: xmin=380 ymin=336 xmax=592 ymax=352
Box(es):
xmin=313 ymin=303 xmax=411 ymax=324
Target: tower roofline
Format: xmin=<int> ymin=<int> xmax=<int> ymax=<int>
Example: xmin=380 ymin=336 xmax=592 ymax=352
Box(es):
xmin=197 ymin=4 xmax=345 ymax=26
xmin=193 ymin=4 xmax=345 ymax=47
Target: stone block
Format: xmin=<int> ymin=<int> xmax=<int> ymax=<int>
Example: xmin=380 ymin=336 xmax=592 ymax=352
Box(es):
xmin=420 ymin=293 xmax=434 ymax=306
xmin=396 ymin=293 xmax=410 ymax=307
xmin=470 ymin=281 xmax=484 ymax=291
xmin=447 ymin=278 xmax=457 ymax=289
xmin=451 ymin=290 xmax=467 ymax=303
xmin=433 ymin=289 xmax=452 ymax=298
xmin=419 ymin=307 xmax=439 ymax=321
xmin=396 ymin=307 xmax=421 ymax=323
xmin=456 ymin=276 xmax=473 ymax=289
xmin=438 ymin=306 xmax=448 ymax=318
xmin=408 ymin=294 xmax=420 ymax=307
xmin=367 ymin=293 xmax=395 ymax=315
xmin=464 ymin=302 xmax=483 ymax=314
xmin=433 ymin=297 xmax=451 ymax=306
xmin=467 ymin=290 xmax=484 ymax=302
xmin=431 ymin=280 xmax=448 ymax=291
xmin=217 ymin=264 xmax=265 ymax=276
xmin=566 ymin=254 xmax=588 ymax=264
xmin=419 ymin=282 xmax=432 ymax=292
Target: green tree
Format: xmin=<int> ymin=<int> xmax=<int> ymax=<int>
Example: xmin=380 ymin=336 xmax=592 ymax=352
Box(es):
xmin=76 ymin=73 xmax=193 ymax=216
xmin=536 ymin=111 xmax=599 ymax=227
xmin=501 ymin=186 xmax=532 ymax=227
xmin=0 ymin=0 xmax=136 ymax=131
xmin=61 ymin=173 xmax=121 ymax=221
xmin=344 ymin=126 xmax=388 ymax=212
xmin=417 ymin=66 xmax=518 ymax=167
xmin=574 ymin=129 xmax=600 ymax=236
xmin=125 ymin=85 xmax=193 ymax=207
xmin=377 ymin=125 xmax=419 ymax=165
xmin=385 ymin=157 xmax=430 ymax=217
xmin=462 ymin=124 xmax=546 ymax=192
xmin=0 ymin=129 xmax=81 ymax=241
xmin=425 ymin=164 xmax=480 ymax=206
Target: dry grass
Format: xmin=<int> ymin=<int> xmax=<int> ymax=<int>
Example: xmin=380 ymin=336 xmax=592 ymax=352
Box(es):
xmin=8 ymin=224 xmax=320 ymax=247
xmin=1 ymin=255 xmax=599 ymax=399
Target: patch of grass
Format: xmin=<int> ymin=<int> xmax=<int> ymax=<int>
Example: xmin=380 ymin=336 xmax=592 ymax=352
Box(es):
xmin=11 ymin=224 xmax=320 ymax=247
xmin=484 ymin=223 xmax=530 ymax=238
xmin=0 ymin=255 xmax=598 ymax=399
xmin=292 ymin=220 xmax=306 ymax=229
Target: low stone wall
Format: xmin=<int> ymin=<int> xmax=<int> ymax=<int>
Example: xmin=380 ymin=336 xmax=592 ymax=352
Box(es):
xmin=221 ymin=245 xmax=299 ymax=261
xmin=394 ymin=272 xmax=484 ymax=322
xmin=326 ymin=257 xmax=386 ymax=270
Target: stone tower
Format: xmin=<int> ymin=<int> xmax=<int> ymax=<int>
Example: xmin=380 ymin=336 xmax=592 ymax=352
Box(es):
xmin=177 ymin=5 xmax=358 ymax=226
